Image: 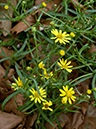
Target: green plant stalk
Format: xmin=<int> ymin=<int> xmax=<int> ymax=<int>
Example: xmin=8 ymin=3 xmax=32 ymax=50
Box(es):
xmin=36 ymin=103 xmax=56 ymax=127
xmin=69 ymin=73 xmax=93 ymax=85
xmin=33 ymin=32 xmax=39 ymax=60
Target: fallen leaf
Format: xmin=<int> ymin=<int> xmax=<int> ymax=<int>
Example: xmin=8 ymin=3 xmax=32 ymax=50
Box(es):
xmin=25 ymin=113 xmax=37 ymax=128
xmin=0 ymin=110 xmax=22 ymax=129
xmin=35 ymin=0 xmax=62 ymax=16
xmin=45 ymin=113 xmax=69 ymax=129
xmin=72 ymin=113 xmax=84 ymax=129
xmin=11 ymin=15 xmax=35 ymax=34
xmin=86 ymin=104 xmax=96 ymax=117
xmin=89 ymin=45 xmax=96 ymax=53
xmin=4 ymin=94 xmax=24 ymax=115
xmin=79 ymin=116 xmax=96 ymax=129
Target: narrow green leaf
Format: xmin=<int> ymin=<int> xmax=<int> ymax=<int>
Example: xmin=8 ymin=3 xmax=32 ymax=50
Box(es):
xmin=22 ymin=102 xmax=34 ymax=112
xmin=2 ymin=90 xmax=21 ymax=111
xmin=18 ymin=100 xmax=32 ymax=111
xmin=92 ymin=74 xmax=96 ymax=100
xmin=36 ymin=103 xmax=56 ymax=127
xmin=72 ymin=75 xmax=93 ymax=86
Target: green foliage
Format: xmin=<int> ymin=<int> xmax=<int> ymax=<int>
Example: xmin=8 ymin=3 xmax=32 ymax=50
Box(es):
xmin=0 ymin=0 xmax=96 ymax=127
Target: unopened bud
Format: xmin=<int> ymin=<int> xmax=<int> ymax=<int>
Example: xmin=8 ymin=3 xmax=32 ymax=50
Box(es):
xmin=31 ymin=27 xmax=36 ymax=32
xmin=26 ymin=66 xmax=32 ymax=71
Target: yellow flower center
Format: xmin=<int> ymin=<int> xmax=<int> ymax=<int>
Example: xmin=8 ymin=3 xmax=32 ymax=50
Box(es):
xmin=66 ymin=91 xmax=72 ymax=98
xmin=63 ymin=65 xmax=68 ymax=69
xmin=57 ymin=33 xmax=63 ymax=39
xmin=45 ymin=104 xmax=49 ymax=108
xmin=18 ymin=82 xmax=23 ymax=87
xmin=34 ymin=91 xmax=40 ymax=98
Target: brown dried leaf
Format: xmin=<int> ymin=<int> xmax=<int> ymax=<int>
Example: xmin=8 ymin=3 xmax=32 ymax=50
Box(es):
xmin=35 ymin=0 xmax=62 ymax=15
xmin=86 ymin=104 xmax=96 ymax=117
xmin=0 ymin=0 xmax=17 ymax=36
xmin=45 ymin=113 xmax=69 ymax=129
xmin=4 ymin=94 xmax=24 ymax=115
xmin=11 ymin=15 xmax=35 ymax=34
xmin=72 ymin=113 xmax=84 ymax=129
xmin=25 ymin=113 xmax=37 ymax=128
xmin=0 ymin=110 xmax=22 ymax=129
xmin=89 ymin=45 xmax=96 ymax=53
xmin=79 ymin=116 xmax=96 ymax=129
xmin=0 ymin=79 xmax=13 ymax=101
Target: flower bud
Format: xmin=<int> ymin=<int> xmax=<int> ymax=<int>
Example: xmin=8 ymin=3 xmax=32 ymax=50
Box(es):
xmin=4 ymin=5 xmax=9 ymax=10
xmin=86 ymin=89 xmax=92 ymax=94
xmin=31 ymin=27 xmax=36 ymax=32
xmin=70 ymin=32 xmax=75 ymax=37
xmin=26 ymin=66 xmax=32 ymax=71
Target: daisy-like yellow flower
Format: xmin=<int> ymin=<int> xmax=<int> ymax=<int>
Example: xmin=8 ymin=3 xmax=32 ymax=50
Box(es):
xmin=42 ymin=100 xmax=53 ymax=111
xmin=59 ymin=50 xmax=65 ymax=56
xmin=70 ymin=32 xmax=75 ymax=37
xmin=12 ymin=77 xmax=23 ymax=90
xmin=4 ymin=5 xmax=9 ymax=10
xmin=51 ymin=29 xmax=71 ymax=44
xmin=59 ymin=85 xmax=76 ymax=104
xmin=29 ymin=87 xmax=46 ymax=103
xmin=40 ymin=68 xmax=53 ymax=79
xmin=38 ymin=61 xmax=45 ymax=69
xmin=57 ymin=58 xmax=73 ymax=73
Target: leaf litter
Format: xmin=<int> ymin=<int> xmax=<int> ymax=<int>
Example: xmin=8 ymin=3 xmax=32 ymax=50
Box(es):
xmin=0 ymin=0 xmax=96 ymax=128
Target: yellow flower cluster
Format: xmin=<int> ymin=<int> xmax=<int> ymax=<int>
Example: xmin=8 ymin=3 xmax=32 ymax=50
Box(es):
xmin=29 ymin=86 xmax=53 ymax=111
xmin=38 ymin=61 xmax=53 ymax=79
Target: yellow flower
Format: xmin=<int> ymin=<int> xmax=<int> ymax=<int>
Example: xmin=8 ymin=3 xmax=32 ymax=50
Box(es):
xmin=40 ymin=68 xmax=53 ymax=79
xmin=38 ymin=61 xmax=45 ymax=69
xmin=70 ymin=32 xmax=75 ymax=37
xmin=87 ymin=89 xmax=92 ymax=94
xmin=42 ymin=100 xmax=53 ymax=111
xmin=59 ymin=85 xmax=76 ymax=104
xmin=4 ymin=5 xmax=9 ymax=10
xmin=42 ymin=2 xmax=46 ymax=7
xmin=12 ymin=77 xmax=23 ymax=90
xmin=57 ymin=59 xmax=73 ymax=73
xmin=51 ymin=29 xmax=71 ymax=44
xmin=59 ymin=50 xmax=65 ymax=56
xmin=29 ymin=87 xmax=46 ymax=103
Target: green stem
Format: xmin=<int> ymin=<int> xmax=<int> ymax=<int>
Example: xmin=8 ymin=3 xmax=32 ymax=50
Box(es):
xmin=69 ymin=73 xmax=93 ymax=85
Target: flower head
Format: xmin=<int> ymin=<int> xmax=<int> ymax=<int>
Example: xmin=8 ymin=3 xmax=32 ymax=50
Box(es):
xmin=4 ymin=5 xmax=9 ymax=10
xmin=12 ymin=77 xmax=23 ymax=90
xmin=29 ymin=87 xmax=46 ymax=103
xmin=42 ymin=100 xmax=53 ymax=111
xmin=87 ymin=89 xmax=92 ymax=94
xmin=70 ymin=32 xmax=75 ymax=37
xmin=59 ymin=85 xmax=76 ymax=104
xmin=38 ymin=61 xmax=45 ymax=69
xmin=57 ymin=59 xmax=73 ymax=73
xmin=42 ymin=2 xmax=46 ymax=7
xmin=59 ymin=50 xmax=65 ymax=56
xmin=51 ymin=29 xmax=71 ymax=44
xmin=40 ymin=68 xmax=53 ymax=79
